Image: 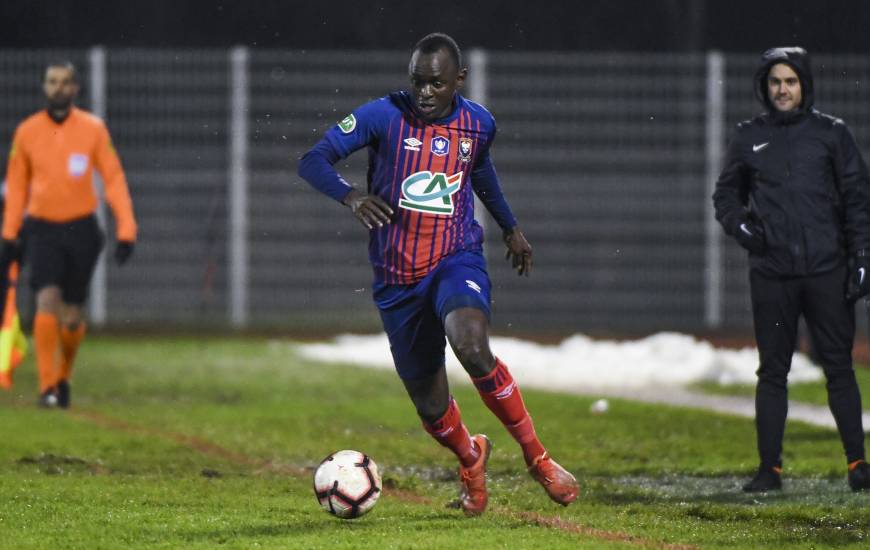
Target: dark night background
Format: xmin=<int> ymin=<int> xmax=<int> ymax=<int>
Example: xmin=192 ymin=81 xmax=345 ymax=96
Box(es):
xmin=1 ymin=0 xmax=868 ymax=53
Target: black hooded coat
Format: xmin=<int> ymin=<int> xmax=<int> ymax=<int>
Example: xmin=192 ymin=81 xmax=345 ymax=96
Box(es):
xmin=713 ymin=47 xmax=870 ymax=276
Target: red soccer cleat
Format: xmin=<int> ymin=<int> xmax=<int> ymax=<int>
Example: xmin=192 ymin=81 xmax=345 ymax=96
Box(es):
xmin=528 ymin=452 xmax=579 ymax=505
xmin=458 ymin=434 xmax=492 ymax=516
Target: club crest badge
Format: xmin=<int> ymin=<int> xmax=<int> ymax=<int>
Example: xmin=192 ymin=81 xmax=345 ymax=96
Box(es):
xmin=459 ymin=138 xmax=473 ymax=162
xmin=431 ymin=136 xmax=449 ymax=157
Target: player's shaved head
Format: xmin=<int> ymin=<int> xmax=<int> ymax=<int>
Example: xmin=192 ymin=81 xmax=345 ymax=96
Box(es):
xmin=45 ymin=60 xmax=77 ymax=83
xmin=414 ymin=33 xmax=463 ymax=69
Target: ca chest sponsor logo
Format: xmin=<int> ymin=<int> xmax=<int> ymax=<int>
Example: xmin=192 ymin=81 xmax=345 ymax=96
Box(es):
xmin=431 ymin=136 xmax=449 ymax=156
xmin=399 ymin=170 xmax=464 ymax=214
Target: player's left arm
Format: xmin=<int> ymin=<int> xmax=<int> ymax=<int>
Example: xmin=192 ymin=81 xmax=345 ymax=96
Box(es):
xmin=94 ymin=123 xmax=137 ymax=264
xmin=471 ymin=149 xmax=531 ymax=276
xmin=832 ymin=121 xmax=870 ymax=254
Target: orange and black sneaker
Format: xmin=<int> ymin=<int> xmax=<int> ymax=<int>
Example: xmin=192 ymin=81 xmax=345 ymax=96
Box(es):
xmin=848 ymin=460 xmax=870 ymax=492
xmin=742 ymin=465 xmax=782 ymax=492
xmin=56 ymin=380 xmax=71 ymax=409
xmin=458 ymin=434 xmax=492 ymax=516
xmin=528 ymin=452 xmax=579 ymax=505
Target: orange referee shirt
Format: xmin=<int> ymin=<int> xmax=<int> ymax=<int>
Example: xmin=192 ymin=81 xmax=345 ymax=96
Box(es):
xmin=3 ymin=107 xmax=137 ymax=242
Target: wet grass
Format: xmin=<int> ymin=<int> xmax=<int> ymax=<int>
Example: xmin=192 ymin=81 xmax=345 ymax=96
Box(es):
xmin=694 ymin=363 xmax=870 ymax=406
xmin=0 ymin=336 xmax=868 ymax=549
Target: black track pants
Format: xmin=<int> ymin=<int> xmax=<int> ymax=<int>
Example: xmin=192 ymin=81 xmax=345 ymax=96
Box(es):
xmin=750 ymin=266 xmax=866 ymax=467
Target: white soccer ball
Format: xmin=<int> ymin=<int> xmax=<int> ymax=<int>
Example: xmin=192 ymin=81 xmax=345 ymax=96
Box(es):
xmin=313 ymin=450 xmax=382 ymax=519
xmin=590 ymin=398 xmax=610 ymax=415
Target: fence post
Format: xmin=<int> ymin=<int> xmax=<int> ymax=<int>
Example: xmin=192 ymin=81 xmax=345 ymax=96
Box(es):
xmin=88 ymin=46 xmax=108 ymax=327
xmin=228 ymin=46 xmax=250 ymax=328
xmin=704 ymin=51 xmax=725 ymax=328
xmin=468 ymin=49 xmax=490 ymax=251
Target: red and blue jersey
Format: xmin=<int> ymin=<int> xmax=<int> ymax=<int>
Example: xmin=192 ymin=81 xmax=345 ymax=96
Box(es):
xmin=299 ymin=91 xmax=516 ymax=285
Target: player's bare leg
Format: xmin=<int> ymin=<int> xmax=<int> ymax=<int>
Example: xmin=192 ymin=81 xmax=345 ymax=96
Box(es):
xmin=403 ymin=368 xmax=491 ymax=515
xmin=34 ymin=286 xmax=63 ymax=407
xmin=445 ymin=307 xmax=579 ymax=505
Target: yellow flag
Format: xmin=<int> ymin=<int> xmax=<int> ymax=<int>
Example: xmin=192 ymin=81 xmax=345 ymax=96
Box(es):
xmin=0 ymin=261 xmax=28 ymax=390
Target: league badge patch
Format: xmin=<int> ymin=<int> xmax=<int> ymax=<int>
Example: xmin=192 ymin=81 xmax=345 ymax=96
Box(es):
xmin=338 ymin=114 xmax=357 ymax=134
xmin=431 ymin=136 xmax=449 ymax=157
xmin=459 ymin=138 xmax=473 ymax=162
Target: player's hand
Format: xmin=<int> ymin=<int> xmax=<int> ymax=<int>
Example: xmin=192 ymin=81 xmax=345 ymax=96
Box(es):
xmin=504 ymin=227 xmax=532 ymax=276
xmin=846 ymin=252 xmax=870 ymax=302
xmin=734 ymin=218 xmax=766 ymax=255
xmin=114 ymin=241 xmax=135 ymax=266
xmin=342 ymin=190 xmax=393 ymax=230
xmin=0 ymin=239 xmax=21 ymax=279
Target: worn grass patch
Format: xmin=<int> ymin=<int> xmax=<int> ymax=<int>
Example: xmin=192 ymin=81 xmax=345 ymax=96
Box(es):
xmin=1 ymin=337 xmax=868 ymax=549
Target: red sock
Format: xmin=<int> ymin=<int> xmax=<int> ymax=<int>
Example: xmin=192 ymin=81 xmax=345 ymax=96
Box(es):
xmin=59 ymin=323 xmax=87 ymax=381
xmin=423 ymin=397 xmax=480 ymax=467
xmin=34 ymin=312 xmax=61 ymax=393
xmin=473 ymin=358 xmax=546 ymax=466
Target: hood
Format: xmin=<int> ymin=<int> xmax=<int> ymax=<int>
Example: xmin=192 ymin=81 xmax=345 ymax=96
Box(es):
xmin=753 ymin=46 xmax=814 ymax=113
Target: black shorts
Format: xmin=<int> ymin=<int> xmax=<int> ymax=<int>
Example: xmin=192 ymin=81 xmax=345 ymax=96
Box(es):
xmin=24 ymin=215 xmax=105 ymax=304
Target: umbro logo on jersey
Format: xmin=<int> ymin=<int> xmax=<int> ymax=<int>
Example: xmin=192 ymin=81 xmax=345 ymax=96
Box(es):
xmin=752 ymin=142 xmax=769 ymax=153
xmin=431 ymin=136 xmax=449 ymax=156
xmin=403 ymin=137 xmax=422 ymax=151
xmin=465 ymin=279 xmax=481 ymax=293
xmin=398 ymin=170 xmax=463 ymax=214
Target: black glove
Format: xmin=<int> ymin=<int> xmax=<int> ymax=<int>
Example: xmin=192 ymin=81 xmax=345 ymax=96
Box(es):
xmin=845 ymin=252 xmax=870 ymax=302
xmin=0 ymin=239 xmax=21 ymax=278
xmin=734 ymin=219 xmax=766 ymax=255
xmin=114 ymin=241 xmax=135 ymax=266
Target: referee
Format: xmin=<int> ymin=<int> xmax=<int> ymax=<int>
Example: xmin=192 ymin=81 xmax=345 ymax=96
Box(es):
xmin=0 ymin=61 xmax=137 ymax=408
xmin=713 ymin=47 xmax=870 ymax=492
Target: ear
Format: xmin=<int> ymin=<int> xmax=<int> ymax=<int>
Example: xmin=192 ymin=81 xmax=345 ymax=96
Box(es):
xmin=456 ymin=67 xmax=468 ymax=89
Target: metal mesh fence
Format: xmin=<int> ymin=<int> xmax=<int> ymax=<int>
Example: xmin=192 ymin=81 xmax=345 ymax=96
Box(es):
xmin=3 ymin=48 xmax=870 ymax=335
xmin=485 ymin=52 xmax=708 ymax=333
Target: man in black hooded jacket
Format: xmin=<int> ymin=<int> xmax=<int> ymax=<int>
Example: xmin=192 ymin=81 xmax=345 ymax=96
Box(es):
xmin=713 ymin=46 xmax=870 ymax=492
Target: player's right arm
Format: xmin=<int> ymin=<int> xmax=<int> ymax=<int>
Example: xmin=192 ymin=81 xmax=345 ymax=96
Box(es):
xmin=2 ymin=127 xmax=30 ymax=242
xmin=712 ymin=126 xmax=752 ymax=235
xmin=297 ymin=102 xmax=393 ymax=229
xmin=0 ymin=127 xmax=29 ymax=279
xmin=712 ymin=125 xmax=765 ymax=254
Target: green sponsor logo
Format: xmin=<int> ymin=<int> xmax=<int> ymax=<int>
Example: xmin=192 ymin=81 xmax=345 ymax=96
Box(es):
xmin=398 ymin=171 xmax=464 ymax=214
xmin=338 ymin=114 xmax=356 ymax=134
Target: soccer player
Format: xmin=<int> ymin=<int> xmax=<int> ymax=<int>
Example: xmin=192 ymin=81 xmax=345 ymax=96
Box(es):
xmin=0 ymin=61 xmax=137 ymax=408
xmin=713 ymin=47 xmax=870 ymax=492
xmin=298 ymin=33 xmax=579 ymax=515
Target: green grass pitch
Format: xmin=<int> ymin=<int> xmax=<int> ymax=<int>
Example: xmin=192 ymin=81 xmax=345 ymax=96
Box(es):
xmin=1 ymin=336 xmax=868 ymax=548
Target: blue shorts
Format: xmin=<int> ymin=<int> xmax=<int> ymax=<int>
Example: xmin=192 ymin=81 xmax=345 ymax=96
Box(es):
xmin=373 ymin=250 xmax=492 ymax=381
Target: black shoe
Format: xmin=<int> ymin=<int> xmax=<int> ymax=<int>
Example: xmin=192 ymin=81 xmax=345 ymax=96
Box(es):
xmin=56 ymin=380 xmax=70 ymax=409
xmin=38 ymin=388 xmax=59 ymax=408
xmin=742 ymin=466 xmax=782 ymax=492
xmin=848 ymin=460 xmax=870 ymax=491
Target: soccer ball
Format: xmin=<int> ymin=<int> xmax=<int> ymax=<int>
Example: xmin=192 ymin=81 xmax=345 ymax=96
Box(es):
xmin=313 ymin=450 xmax=382 ymax=519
